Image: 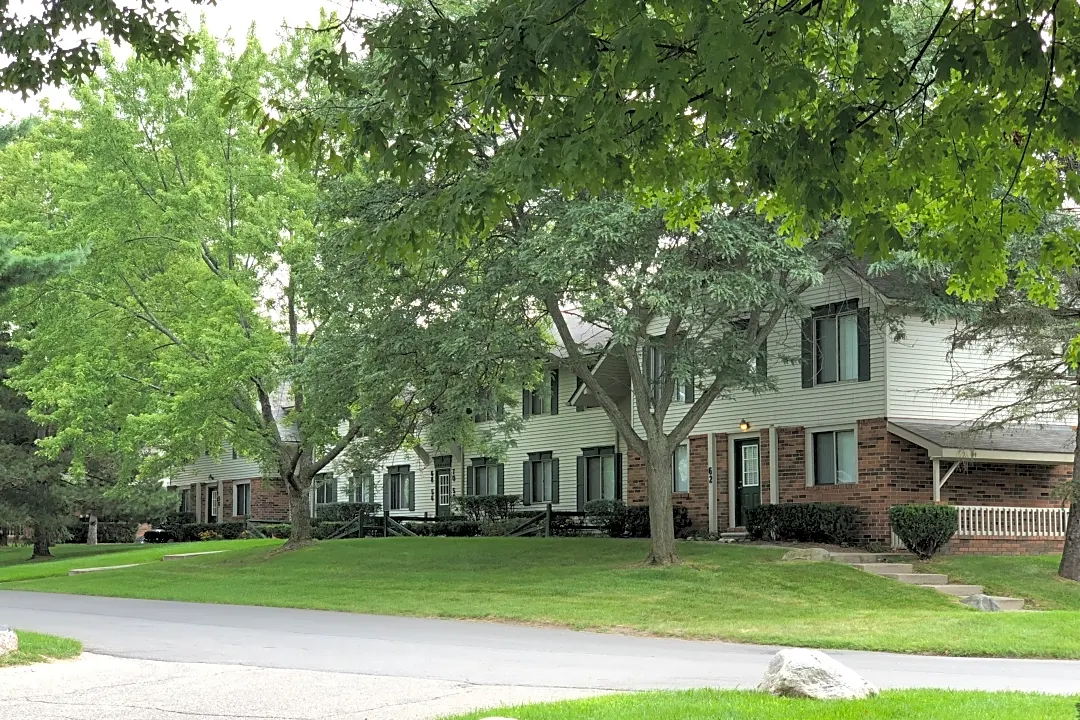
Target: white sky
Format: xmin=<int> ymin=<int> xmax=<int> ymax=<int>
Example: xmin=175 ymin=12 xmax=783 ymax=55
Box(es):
xmin=0 ymin=0 xmax=368 ymax=118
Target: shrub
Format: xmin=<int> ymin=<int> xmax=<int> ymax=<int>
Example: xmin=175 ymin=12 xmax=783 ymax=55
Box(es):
xmin=584 ymin=500 xmax=693 ymax=539
xmin=66 ymin=521 xmax=138 ymax=544
xmin=164 ymin=522 xmax=248 ymax=542
xmin=253 ymin=523 xmax=292 ymax=539
xmin=315 ymin=502 xmax=380 ymax=522
xmin=454 ymin=494 xmax=521 ymax=521
xmin=479 ymin=520 xmax=516 ymax=536
xmin=745 ymin=504 xmax=859 ymax=545
xmin=889 ymin=504 xmax=958 ymax=560
xmin=313 ymin=521 xmax=353 ymax=540
xmin=402 ymin=520 xmax=482 ymax=537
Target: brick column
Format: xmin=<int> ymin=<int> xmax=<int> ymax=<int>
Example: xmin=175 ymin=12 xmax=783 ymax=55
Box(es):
xmin=759 ymin=429 xmax=771 ymax=505
xmin=714 ymin=433 xmax=729 ymax=530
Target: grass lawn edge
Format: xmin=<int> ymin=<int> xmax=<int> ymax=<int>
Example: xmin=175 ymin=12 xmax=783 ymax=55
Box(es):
xmin=0 ymin=630 xmax=82 ymax=667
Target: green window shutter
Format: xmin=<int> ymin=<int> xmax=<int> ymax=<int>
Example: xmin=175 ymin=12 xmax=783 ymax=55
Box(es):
xmin=576 ymin=455 xmax=586 ymax=511
xmin=522 ymin=387 xmax=531 ymax=419
xmin=382 ymin=473 xmax=390 ymax=511
xmin=684 ymin=378 xmax=695 ymax=403
xmin=497 ymin=464 xmax=505 ymax=494
xmin=466 ymin=466 xmax=475 ymax=496
xmin=407 ymin=471 xmax=415 ymax=511
xmin=759 ymin=337 xmax=768 ymax=379
xmin=857 ymin=307 xmax=871 ymax=382
xmin=521 ymin=461 xmax=532 ymax=505
xmin=551 ymin=458 xmax=560 ymax=504
xmin=550 ymin=369 xmax=559 ymax=415
xmin=800 ymin=318 xmax=814 ymax=388
xmin=615 ymin=453 xmax=623 ymax=501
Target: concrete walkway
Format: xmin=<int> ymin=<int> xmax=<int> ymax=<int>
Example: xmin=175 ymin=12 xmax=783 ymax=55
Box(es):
xmin=1 ymin=590 xmax=1078 ymax=695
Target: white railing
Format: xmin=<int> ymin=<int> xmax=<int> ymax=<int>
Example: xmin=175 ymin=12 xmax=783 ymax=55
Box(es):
xmin=956 ymin=505 xmax=1070 ymax=538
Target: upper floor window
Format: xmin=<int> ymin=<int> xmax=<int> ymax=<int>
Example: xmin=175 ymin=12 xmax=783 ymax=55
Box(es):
xmin=802 ymin=301 xmax=869 ymax=387
xmin=644 ymin=342 xmax=693 ymax=406
xmin=523 ymin=369 xmax=559 ymax=417
xmin=473 ymin=389 xmax=505 ymax=423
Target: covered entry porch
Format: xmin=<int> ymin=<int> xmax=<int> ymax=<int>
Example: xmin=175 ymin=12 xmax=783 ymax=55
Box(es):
xmin=888 ymin=419 xmax=1074 ymax=554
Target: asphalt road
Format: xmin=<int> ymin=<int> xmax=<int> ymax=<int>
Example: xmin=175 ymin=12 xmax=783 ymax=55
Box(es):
xmin=2 ymin=590 xmax=1079 ymax=694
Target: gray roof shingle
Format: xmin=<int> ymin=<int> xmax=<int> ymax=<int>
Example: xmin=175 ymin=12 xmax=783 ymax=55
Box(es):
xmin=890 ymin=418 xmax=1076 ymax=455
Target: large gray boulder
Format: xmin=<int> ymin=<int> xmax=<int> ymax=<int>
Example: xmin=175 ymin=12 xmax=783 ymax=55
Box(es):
xmin=961 ymin=594 xmax=1002 ymax=612
xmin=780 ymin=548 xmax=831 ymax=562
xmin=0 ymin=625 xmax=17 ymax=656
xmin=758 ymin=648 xmax=878 ymax=700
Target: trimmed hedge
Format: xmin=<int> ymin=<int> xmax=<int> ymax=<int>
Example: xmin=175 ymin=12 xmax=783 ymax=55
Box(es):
xmin=454 ymin=495 xmax=521 ymax=521
xmin=745 ymin=503 xmax=859 ymax=545
xmin=402 ymin=520 xmax=482 ymax=537
xmin=889 ymin=504 xmax=958 ymax=559
xmin=316 ymin=502 xmax=381 ymax=522
xmin=66 ymin=521 xmax=138 ymax=544
xmin=162 ymin=522 xmax=248 ymax=542
xmin=584 ymin=500 xmax=693 ymax=539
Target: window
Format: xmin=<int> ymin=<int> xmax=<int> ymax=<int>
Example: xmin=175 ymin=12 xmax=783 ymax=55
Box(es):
xmin=386 ymin=465 xmax=411 ymax=510
xmin=524 ymin=369 xmax=559 ymax=417
xmin=582 ymin=446 xmax=618 ymax=502
xmin=231 ymin=447 xmax=238 ymax=460
xmin=529 ymin=452 xmax=554 ymax=503
xmin=233 ymin=482 xmax=251 ymax=517
xmin=672 ymin=444 xmax=690 ymax=493
xmin=804 ymin=301 xmax=867 ymax=386
xmin=207 ymin=487 xmax=219 ymax=521
xmin=645 ymin=342 xmax=693 ymax=405
xmin=179 ymin=488 xmax=193 ymax=514
xmin=812 ymin=429 xmax=857 ymax=485
xmin=473 ymin=390 xmax=505 ymax=423
xmin=349 ymin=473 xmax=375 ymax=503
xmin=469 ymin=458 xmax=502 ymax=496
xmin=314 ymin=474 xmax=337 ymax=505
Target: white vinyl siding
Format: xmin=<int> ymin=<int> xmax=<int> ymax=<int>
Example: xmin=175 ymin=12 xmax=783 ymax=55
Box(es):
xmin=640 ymin=268 xmax=887 ymax=435
xmin=171 ymin=442 xmax=262 ymax=484
xmin=886 ymin=316 xmax=1020 ymax=422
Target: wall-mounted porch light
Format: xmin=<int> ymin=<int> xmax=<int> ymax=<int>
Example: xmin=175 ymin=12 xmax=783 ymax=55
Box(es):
xmin=738 ymin=419 xmax=751 ymax=432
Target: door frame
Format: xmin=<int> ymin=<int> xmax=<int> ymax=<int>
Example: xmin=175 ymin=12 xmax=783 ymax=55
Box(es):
xmin=733 ymin=438 xmax=762 ymax=528
xmin=434 ymin=467 xmax=452 ymax=517
xmin=726 ymin=431 xmax=760 ymax=529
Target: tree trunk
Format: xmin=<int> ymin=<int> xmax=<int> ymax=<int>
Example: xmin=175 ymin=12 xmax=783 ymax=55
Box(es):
xmin=1060 ymin=501 xmax=1080 ymax=582
xmin=645 ymin=449 xmax=678 ymax=565
xmin=87 ymin=515 xmax=98 ymax=545
xmin=284 ymin=479 xmax=313 ymax=549
xmin=1061 ymin=420 xmax=1080 ymax=581
xmin=31 ymin=524 xmax=51 ymax=558
xmin=0 ymin=528 xmax=7 ymax=546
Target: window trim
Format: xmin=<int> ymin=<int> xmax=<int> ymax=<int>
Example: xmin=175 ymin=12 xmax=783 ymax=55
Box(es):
xmin=813 ymin=301 xmax=859 ymax=385
xmin=527 ymin=451 xmax=554 ymax=504
xmin=672 ymin=443 xmax=690 ymax=493
xmin=805 ymin=424 xmax=859 ymax=487
xmin=469 ymin=457 xmax=500 ymax=496
xmin=386 ymin=464 xmax=411 ymax=511
xmin=581 ymin=446 xmax=618 ymax=503
xmin=232 ymin=481 xmax=252 ymax=517
xmin=313 ymin=474 xmax=337 ymax=505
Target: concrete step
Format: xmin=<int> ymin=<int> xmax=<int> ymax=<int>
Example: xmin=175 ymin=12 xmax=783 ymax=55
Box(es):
xmin=829 ymin=552 xmax=914 ymax=564
xmin=161 ymin=550 xmax=225 ymax=561
xmin=989 ymin=596 xmax=1026 ymax=611
xmin=68 ymin=563 xmax=144 ymax=575
xmin=881 ymin=572 xmax=950 ymax=585
xmin=931 ymin=584 xmax=985 ymax=596
xmin=851 ymin=563 xmax=915 ymax=575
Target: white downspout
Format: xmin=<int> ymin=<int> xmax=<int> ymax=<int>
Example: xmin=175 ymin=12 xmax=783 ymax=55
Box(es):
xmin=707 ymin=433 xmax=717 ymax=534
xmin=769 ymin=425 xmax=779 ymax=505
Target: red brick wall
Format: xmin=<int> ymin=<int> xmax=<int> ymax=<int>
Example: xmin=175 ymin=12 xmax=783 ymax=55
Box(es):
xmin=626 ymin=435 xmax=715 ymax=531
xmin=941 ymin=464 xmax=1068 ymax=507
xmin=943 ymin=537 xmax=1066 ymax=555
xmin=715 ymin=433 xmax=729 ymax=529
xmin=251 ymin=477 xmax=291 ymax=522
xmin=759 ymin=429 xmax=772 ymax=505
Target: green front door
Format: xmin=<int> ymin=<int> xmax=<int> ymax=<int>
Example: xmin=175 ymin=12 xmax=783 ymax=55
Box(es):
xmin=734 ymin=439 xmax=761 ymax=527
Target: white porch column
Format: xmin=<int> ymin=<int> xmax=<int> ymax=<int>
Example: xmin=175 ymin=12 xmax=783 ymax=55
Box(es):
xmin=932 ymin=459 xmax=941 ymax=502
xmin=216 ymin=477 xmax=224 ymax=524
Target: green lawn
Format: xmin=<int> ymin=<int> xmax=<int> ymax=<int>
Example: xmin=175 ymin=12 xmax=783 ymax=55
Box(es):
xmin=0 ymin=631 xmax=81 ymax=667
xmin=444 ymin=689 xmax=1080 ymax=720
xmin=0 ymin=539 xmax=279 ymax=582
xmin=5 ymin=537 xmax=1080 ymax=658
xmin=922 ymin=554 xmax=1080 ymax=610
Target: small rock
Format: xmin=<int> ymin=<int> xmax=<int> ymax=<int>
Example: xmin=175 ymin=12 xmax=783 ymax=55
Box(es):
xmin=0 ymin=626 xmax=18 ymax=656
xmin=758 ymin=648 xmax=878 ymax=700
xmin=780 ymin=548 xmax=831 ymax=562
xmin=961 ymin=594 xmax=1002 ymax=612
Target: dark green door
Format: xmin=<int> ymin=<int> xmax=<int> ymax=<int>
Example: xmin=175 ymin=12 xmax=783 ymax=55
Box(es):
xmin=435 ymin=468 xmax=452 ymax=518
xmin=734 ymin=439 xmax=761 ymax=527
